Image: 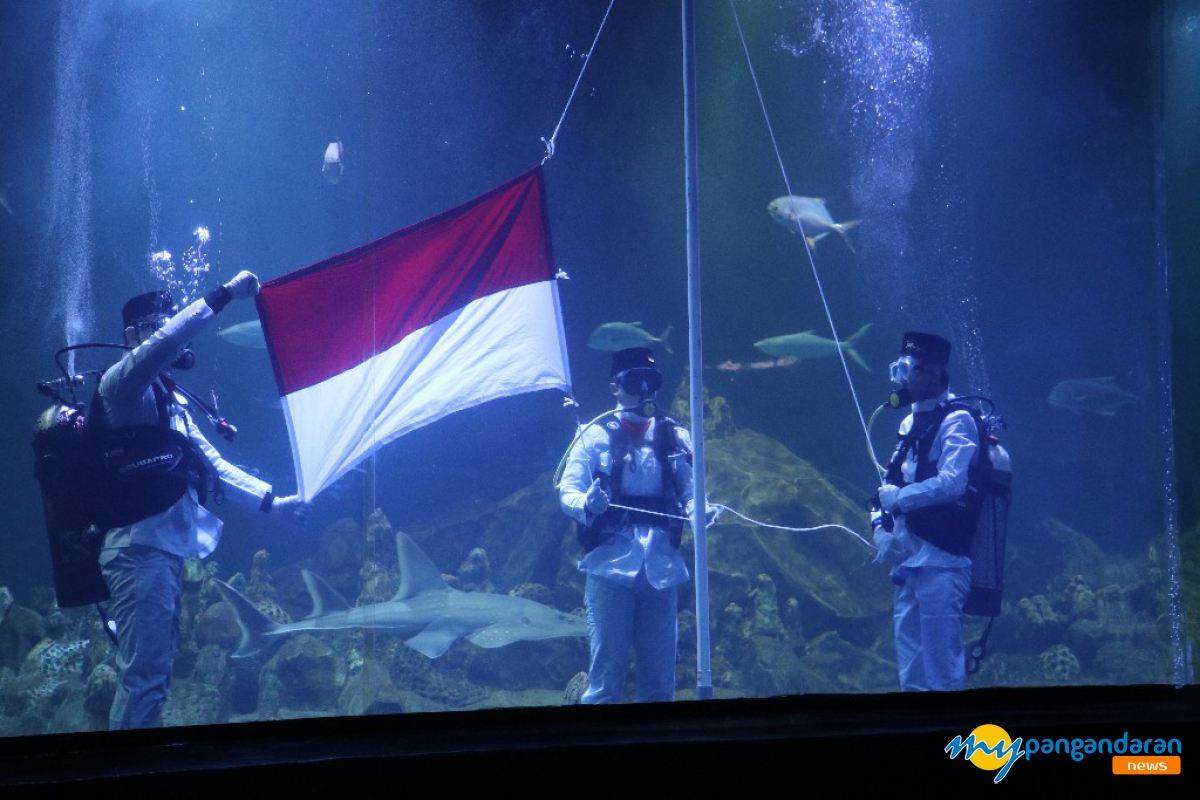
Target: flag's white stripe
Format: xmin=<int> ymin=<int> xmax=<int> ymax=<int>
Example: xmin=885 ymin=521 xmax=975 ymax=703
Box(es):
xmin=280 ymin=280 xmax=571 ymax=500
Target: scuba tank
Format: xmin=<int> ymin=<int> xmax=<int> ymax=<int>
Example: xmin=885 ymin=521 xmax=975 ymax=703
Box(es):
xmin=962 ymin=410 xmax=1011 ymax=675
xmin=32 ymin=343 xmax=238 ymax=608
xmin=31 ymin=403 xmax=111 ymax=607
xmin=964 ymin=433 xmax=1011 ymax=617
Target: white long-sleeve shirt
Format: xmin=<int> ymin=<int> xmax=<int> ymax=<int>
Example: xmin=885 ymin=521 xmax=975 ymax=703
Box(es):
xmin=97 ymin=297 xmax=271 ymax=561
xmin=559 ymin=412 xmax=692 ymax=589
xmin=892 ymin=391 xmax=978 ymax=570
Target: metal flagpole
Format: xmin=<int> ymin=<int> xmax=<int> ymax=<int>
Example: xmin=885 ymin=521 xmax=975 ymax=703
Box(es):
xmin=682 ymin=0 xmax=713 ymax=700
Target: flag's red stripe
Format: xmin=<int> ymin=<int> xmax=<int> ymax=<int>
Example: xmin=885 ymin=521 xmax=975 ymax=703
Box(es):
xmin=257 ymin=166 xmax=553 ymax=395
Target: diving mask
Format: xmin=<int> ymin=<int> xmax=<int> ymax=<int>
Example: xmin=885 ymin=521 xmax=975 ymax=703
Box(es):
xmin=888 ymin=355 xmax=915 ymax=386
xmin=615 ymin=366 xmax=663 ymax=396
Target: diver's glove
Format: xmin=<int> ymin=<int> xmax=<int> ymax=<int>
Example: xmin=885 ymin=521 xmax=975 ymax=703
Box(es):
xmin=685 ymin=500 xmax=721 ymax=527
xmin=585 ymin=479 xmax=610 ymax=515
xmin=224 ymin=270 xmax=261 ymax=300
xmin=872 ymin=522 xmax=908 ymax=565
xmin=271 ymin=494 xmax=313 ymax=523
xmin=877 ymin=484 xmax=901 ymax=513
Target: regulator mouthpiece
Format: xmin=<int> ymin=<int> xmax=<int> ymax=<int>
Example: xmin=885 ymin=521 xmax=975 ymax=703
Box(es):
xmin=622 ymin=398 xmax=657 ymax=419
xmin=888 ymin=387 xmax=913 ymax=408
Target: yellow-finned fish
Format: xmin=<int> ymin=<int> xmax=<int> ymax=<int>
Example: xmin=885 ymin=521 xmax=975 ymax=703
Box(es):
xmin=768 ymin=196 xmax=860 ymax=252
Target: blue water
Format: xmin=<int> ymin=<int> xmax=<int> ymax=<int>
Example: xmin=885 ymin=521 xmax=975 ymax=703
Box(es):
xmin=0 ymin=0 xmax=1191 ymax=729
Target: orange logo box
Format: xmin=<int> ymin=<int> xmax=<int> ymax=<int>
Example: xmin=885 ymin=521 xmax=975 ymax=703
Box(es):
xmin=1112 ymin=756 xmax=1181 ymax=775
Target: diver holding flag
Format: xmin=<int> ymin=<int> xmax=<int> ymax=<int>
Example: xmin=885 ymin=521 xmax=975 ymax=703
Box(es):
xmin=93 ymin=273 xmax=312 ymax=728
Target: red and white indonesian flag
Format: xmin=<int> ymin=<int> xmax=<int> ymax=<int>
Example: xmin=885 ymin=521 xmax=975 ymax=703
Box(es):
xmin=256 ymin=167 xmax=571 ymax=500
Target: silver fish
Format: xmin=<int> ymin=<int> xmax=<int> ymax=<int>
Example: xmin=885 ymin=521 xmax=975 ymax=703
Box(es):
xmin=217 ymin=320 xmax=266 ymax=349
xmin=768 ymin=196 xmax=859 ymax=252
xmin=587 ymin=322 xmax=673 ymax=354
xmin=711 ymin=356 xmax=799 ymax=372
xmin=1048 ymin=377 xmax=1140 ymax=416
xmin=753 ymin=323 xmax=871 ymax=371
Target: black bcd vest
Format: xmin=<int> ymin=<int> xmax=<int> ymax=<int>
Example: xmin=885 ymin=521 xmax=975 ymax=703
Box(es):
xmin=883 ymin=401 xmax=990 ymax=556
xmin=577 ymin=415 xmax=691 ymax=553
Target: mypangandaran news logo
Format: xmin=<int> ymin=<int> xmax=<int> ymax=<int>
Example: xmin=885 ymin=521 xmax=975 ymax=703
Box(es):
xmin=944 ymin=724 xmax=1183 ymax=783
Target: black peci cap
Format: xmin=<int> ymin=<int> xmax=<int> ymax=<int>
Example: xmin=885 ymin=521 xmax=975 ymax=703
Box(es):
xmin=610 ymin=346 xmax=657 ymax=377
xmin=122 ymin=290 xmax=177 ymax=329
xmin=900 ymin=331 xmax=952 ymax=365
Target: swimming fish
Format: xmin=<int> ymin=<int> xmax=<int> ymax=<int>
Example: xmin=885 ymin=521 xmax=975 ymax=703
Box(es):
xmin=1048 ymin=377 xmax=1140 ymax=416
xmin=216 ymin=531 xmax=587 ymax=659
xmin=588 ymin=322 xmax=673 ymax=354
xmin=767 ymin=196 xmax=860 ymax=252
xmin=322 ymin=140 xmax=344 ymax=184
xmin=753 ymin=323 xmax=872 ymax=371
xmin=217 ymin=320 xmax=266 ymax=349
xmin=711 ymin=356 xmax=799 ymax=372
xmin=0 ymin=182 xmax=14 ymax=216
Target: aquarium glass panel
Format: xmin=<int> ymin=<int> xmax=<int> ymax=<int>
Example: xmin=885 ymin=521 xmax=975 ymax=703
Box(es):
xmin=0 ymin=0 xmax=1192 ymax=737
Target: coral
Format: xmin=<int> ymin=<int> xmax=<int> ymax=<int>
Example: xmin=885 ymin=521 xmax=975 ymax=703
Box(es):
xmin=383 ymin=639 xmax=488 ymax=708
xmin=338 ymin=659 xmax=404 ymax=716
xmin=317 ymin=517 xmax=365 ymax=582
xmin=263 ymin=635 xmax=341 ymax=710
xmin=1065 ymin=575 xmax=1096 ymax=619
xmin=7 ymin=638 xmax=90 ymax=715
xmin=749 ymin=574 xmax=785 ymax=638
xmin=0 ymin=587 xmax=12 ymax=627
xmin=1017 ymin=595 xmax=1061 ymax=626
xmin=357 ymin=559 xmax=399 ymax=607
xmin=453 ymin=547 xmax=492 ymax=593
xmin=364 ymin=509 xmax=398 ymax=566
xmin=247 ymin=550 xmax=276 ymax=602
xmin=182 ymin=557 xmax=207 ymax=587
xmin=723 ymin=602 xmax=747 ymax=639
xmin=83 ymin=664 xmax=116 ymax=730
xmin=669 ymin=371 xmax=736 ymax=439
xmin=562 ymin=671 xmax=588 ymax=705
xmin=783 ymin=597 xmax=804 ymax=641
xmin=195 ymin=599 xmax=242 ymax=649
xmin=0 ymin=603 xmax=45 ymax=670
xmin=1039 ymin=644 xmax=1081 ymax=682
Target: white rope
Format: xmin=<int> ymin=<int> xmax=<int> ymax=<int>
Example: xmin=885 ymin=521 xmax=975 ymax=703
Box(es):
xmin=713 ymin=504 xmax=875 ymax=551
xmin=541 ymin=0 xmax=616 ymax=164
xmin=608 ymin=501 xmax=875 ymax=552
xmin=728 ymin=0 xmax=885 ymax=486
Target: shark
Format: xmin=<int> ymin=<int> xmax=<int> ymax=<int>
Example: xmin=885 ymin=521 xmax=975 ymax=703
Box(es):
xmin=215 ymin=531 xmax=588 ymax=659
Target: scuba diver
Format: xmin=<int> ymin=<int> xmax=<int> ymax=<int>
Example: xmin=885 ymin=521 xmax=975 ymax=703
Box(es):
xmin=94 ymin=272 xmax=311 ymax=729
xmin=558 ymin=347 xmax=695 ymax=704
xmin=870 ymin=332 xmax=979 ymax=692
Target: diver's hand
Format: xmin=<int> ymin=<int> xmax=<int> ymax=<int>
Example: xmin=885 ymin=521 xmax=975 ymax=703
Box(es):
xmin=272 ymin=494 xmax=313 ymax=523
xmin=877 ymin=484 xmax=901 ymax=513
xmin=686 ymin=500 xmax=721 ymax=527
xmin=872 ymin=527 xmax=907 ymax=565
xmin=224 ymin=270 xmax=260 ymax=300
xmin=585 ymin=479 xmax=610 ymax=515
